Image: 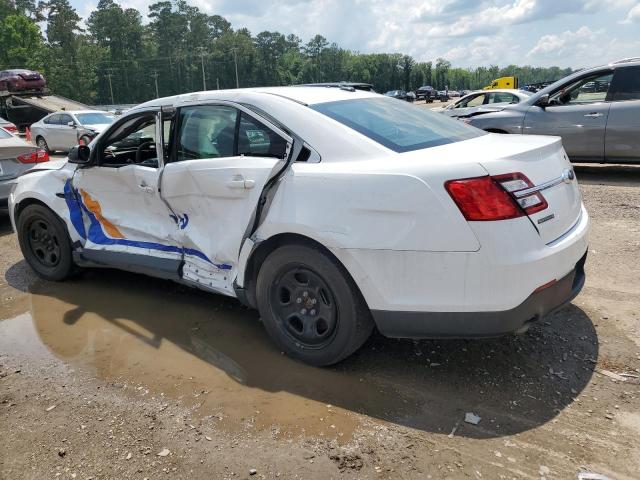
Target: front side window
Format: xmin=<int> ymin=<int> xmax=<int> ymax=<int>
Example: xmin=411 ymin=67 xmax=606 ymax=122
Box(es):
xmin=463 ymin=94 xmax=486 ymax=107
xmin=59 ymin=114 xmax=73 ymax=126
xmin=487 ymin=92 xmax=517 ymax=104
xmin=75 ymin=112 xmax=115 ymax=126
xmin=99 ymin=113 xmax=159 ymax=168
xmin=312 ymin=97 xmax=484 ymax=153
xmin=609 ymin=66 xmax=640 ymax=101
xmin=550 ymin=72 xmax=613 ymax=105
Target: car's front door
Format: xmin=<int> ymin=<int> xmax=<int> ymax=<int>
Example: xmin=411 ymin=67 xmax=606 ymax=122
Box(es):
xmin=604 ymin=65 xmax=640 ymax=163
xmin=523 ymin=70 xmax=613 ymax=161
xmin=70 ymin=109 xmax=183 ymax=276
xmin=160 ymin=103 xmax=292 ymax=295
xmin=57 ymin=113 xmax=78 ymax=151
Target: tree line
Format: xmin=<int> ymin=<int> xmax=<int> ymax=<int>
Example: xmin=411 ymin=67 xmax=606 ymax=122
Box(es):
xmin=0 ymin=0 xmax=574 ymax=105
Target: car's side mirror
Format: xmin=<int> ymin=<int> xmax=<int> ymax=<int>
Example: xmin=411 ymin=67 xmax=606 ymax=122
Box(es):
xmin=68 ymin=145 xmax=91 ymax=164
xmin=67 ymin=121 xmax=76 ymax=128
xmin=536 ymin=94 xmax=550 ymax=108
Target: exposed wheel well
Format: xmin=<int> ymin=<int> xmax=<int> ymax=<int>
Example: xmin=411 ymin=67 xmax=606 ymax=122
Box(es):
xmin=14 ymin=197 xmax=50 ymax=221
xmin=241 ymin=233 xmax=364 ymax=311
xmin=484 ymin=128 xmax=509 ymax=134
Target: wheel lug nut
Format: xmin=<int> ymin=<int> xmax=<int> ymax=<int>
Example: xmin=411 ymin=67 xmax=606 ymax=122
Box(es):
xmin=301 ymin=309 xmax=307 ymax=315
xmin=302 ymin=291 xmax=308 ymax=297
xmin=311 ymin=299 xmax=317 ymax=305
xmin=296 ymin=298 xmax=302 ymax=304
xmin=310 ymin=309 xmax=316 ymax=316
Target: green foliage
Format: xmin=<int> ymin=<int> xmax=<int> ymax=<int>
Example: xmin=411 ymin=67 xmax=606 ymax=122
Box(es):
xmin=0 ymin=0 xmax=574 ymax=104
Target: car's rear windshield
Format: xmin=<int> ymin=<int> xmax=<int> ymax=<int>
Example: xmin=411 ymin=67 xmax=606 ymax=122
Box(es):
xmin=76 ymin=112 xmax=115 ymax=126
xmin=311 ymin=97 xmax=484 ymax=153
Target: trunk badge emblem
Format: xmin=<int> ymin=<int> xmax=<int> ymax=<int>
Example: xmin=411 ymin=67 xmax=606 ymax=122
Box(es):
xmin=562 ymin=169 xmax=575 ymax=183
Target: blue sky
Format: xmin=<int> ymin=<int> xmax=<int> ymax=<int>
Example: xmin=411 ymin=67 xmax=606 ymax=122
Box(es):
xmin=71 ymin=0 xmax=640 ymax=68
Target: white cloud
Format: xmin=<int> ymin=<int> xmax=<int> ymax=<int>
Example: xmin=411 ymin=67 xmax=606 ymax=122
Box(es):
xmin=621 ymin=3 xmax=640 ymax=23
xmin=71 ymin=0 xmax=640 ymax=68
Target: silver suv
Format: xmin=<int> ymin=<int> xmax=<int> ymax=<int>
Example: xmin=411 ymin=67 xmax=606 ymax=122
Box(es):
xmin=468 ymin=58 xmax=640 ymax=163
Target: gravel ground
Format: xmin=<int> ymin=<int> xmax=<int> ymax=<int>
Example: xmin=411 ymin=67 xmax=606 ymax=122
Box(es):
xmin=1 ymin=163 xmax=639 ymax=480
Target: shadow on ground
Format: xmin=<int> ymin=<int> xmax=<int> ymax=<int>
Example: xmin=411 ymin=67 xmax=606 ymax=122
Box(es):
xmin=574 ymin=163 xmax=640 ymax=187
xmin=4 ymin=264 xmax=598 ymax=440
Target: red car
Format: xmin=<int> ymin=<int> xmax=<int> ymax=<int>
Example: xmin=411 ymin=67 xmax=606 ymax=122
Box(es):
xmin=0 ymin=69 xmax=46 ymax=93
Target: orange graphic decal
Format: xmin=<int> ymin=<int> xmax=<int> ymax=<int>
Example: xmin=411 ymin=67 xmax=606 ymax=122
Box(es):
xmin=80 ymin=189 xmax=125 ymax=239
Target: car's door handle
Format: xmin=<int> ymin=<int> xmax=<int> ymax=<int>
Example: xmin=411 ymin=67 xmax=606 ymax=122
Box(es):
xmin=584 ymin=112 xmax=603 ymax=118
xmin=226 ymin=178 xmax=255 ymax=190
xmin=138 ymin=183 xmax=154 ymax=194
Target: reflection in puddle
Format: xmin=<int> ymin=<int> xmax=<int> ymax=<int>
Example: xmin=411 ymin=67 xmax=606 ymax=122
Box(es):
xmin=0 ymin=268 xmax=598 ymax=441
xmin=2 ymin=271 xmax=407 ymax=441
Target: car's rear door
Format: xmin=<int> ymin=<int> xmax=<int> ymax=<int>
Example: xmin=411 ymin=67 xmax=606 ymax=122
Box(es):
xmin=160 ymin=102 xmax=292 ymax=295
xmin=604 ymin=65 xmax=640 ymax=163
xmin=523 ymin=70 xmax=613 ymax=162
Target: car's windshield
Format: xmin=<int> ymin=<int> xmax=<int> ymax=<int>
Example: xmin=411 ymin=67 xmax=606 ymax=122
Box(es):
xmin=312 ymin=97 xmax=484 ymax=153
xmin=76 ymin=112 xmax=115 ymax=126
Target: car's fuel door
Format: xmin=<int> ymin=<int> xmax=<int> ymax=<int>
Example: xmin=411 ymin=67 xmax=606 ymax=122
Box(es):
xmin=160 ymin=103 xmax=293 ymax=295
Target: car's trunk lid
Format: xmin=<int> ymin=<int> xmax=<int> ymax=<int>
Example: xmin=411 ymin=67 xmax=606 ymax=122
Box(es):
xmin=477 ymin=135 xmax=582 ymax=244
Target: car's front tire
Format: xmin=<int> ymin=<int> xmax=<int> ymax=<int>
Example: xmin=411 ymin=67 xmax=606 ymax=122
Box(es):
xmin=256 ymin=244 xmax=373 ymax=366
xmin=17 ymin=204 xmax=75 ymax=281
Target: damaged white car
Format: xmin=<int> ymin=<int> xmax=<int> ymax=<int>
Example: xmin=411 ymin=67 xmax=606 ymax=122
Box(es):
xmin=9 ymin=87 xmax=589 ymax=366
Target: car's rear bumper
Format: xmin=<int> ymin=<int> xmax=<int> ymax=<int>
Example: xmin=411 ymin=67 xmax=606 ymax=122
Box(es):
xmin=373 ymin=251 xmax=586 ymax=338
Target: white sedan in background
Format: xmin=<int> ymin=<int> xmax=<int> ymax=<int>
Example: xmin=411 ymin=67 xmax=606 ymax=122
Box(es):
xmin=30 ymin=110 xmax=115 ymax=153
xmin=9 ymin=87 xmax=588 ymax=365
xmin=434 ymin=89 xmax=533 ymax=120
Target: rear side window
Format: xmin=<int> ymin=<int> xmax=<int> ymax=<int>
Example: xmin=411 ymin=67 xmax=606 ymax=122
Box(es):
xmin=46 ymin=114 xmax=60 ymax=125
xmin=238 ymin=112 xmax=287 ymax=158
xmin=177 ymin=105 xmax=237 ymax=161
xmin=0 ymin=128 xmax=11 ymax=139
xmin=609 ymin=66 xmax=640 ymax=101
xmin=312 ymin=97 xmax=483 ymax=153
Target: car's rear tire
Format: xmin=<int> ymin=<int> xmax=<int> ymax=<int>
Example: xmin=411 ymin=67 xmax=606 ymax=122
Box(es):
xmin=36 ymin=136 xmax=50 ymax=153
xmin=17 ymin=204 xmax=75 ymax=281
xmin=256 ymin=244 xmax=373 ymax=366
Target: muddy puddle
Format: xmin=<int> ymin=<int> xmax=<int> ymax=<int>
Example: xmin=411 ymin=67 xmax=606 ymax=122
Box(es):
xmin=0 ymin=267 xmax=599 ymax=441
xmin=0 ymin=272 xmax=387 ymax=442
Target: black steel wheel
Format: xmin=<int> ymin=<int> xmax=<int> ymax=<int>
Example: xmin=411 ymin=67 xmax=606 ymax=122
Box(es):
xmin=17 ymin=204 xmax=75 ymax=281
xmin=270 ymin=266 xmax=338 ymax=349
xmin=256 ymin=244 xmax=373 ymax=366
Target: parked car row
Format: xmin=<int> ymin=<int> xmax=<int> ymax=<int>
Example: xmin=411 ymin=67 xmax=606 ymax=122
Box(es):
xmin=454 ymin=59 xmax=640 ymax=163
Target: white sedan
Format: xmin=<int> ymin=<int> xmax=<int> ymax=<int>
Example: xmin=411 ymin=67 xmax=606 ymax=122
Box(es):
xmin=8 ymin=87 xmax=589 ymax=365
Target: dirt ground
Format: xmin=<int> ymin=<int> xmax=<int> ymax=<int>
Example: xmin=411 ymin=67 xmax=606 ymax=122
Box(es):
xmin=1 ymin=163 xmax=639 ymax=480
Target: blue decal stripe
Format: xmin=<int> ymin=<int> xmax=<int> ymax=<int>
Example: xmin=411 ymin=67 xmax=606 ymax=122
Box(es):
xmin=65 ymin=180 xmax=226 ymax=268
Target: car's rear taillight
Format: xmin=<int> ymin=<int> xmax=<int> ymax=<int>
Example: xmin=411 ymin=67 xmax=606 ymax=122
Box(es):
xmin=3 ymin=124 xmax=17 ymax=133
xmin=17 ymin=149 xmax=49 ymax=164
xmin=445 ymin=172 xmax=547 ymax=221
xmin=493 ymin=172 xmax=548 ymax=215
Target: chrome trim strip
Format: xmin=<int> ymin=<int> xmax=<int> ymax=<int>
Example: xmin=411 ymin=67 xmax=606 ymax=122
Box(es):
xmin=514 ymin=176 xmax=566 ymax=198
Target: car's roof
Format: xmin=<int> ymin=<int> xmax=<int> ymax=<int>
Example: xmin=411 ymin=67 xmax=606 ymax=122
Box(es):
xmin=44 ymin=110 xmax=106 ymax=116
xmin=133 ymin=86 xmax=379 ymax=111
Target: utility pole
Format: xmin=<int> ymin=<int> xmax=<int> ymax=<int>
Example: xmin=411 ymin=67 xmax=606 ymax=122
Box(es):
xmin=106 ymin=70 xmax=115 ymax=105
xmin=216 ymin=77 xmax=220 ymax=90
xmin=232 ymin=48 xmax=239 ymax=88
xmin=199 ymin=48 xmax=207 ymax=90
xmin=152 ymin=70 xmax=159 ymax=98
